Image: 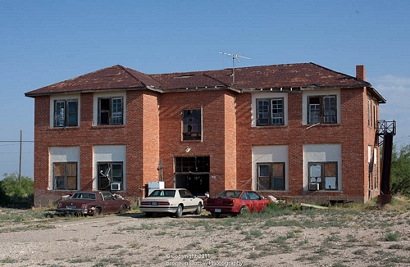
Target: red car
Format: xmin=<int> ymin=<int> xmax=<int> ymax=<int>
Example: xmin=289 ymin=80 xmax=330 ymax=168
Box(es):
xmin=56 ymin=191 xmax=130 ymax=216
xmin=204 ymin=190 xmax=272 ymax=218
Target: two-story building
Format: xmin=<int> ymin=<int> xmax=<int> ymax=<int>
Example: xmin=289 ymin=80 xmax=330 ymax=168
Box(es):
xmin=25 ymin=63 xmax=386 ymax=206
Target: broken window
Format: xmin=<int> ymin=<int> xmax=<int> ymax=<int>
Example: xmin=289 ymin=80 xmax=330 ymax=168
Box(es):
xmin=54 ymin=100 xmax=78 ymax=127
xmin=256 ymin=98 xmax=284 ymax=126
xmin=98 ymin=97 xmax=123 ymax=125
xmin=308 ymin=95 xmax=337 ymax=124
xmin=257 ymin=162 xmax=285 ymax=191
xmin=308 ymin=162 xmax=338 ymax=190
xmin=182 ymin=109 xmax=201 ymax=140
xmin=53 ymin=162 xmax=77 ymax=190
xmin=97 ymin=162 xmax=123 ymax=190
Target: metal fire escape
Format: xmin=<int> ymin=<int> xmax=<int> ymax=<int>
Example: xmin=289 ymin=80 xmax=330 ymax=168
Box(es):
xmin=376 ymin=120 xmax=396 ymax=205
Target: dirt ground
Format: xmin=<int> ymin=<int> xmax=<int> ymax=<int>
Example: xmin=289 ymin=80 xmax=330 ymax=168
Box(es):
xmin=0 ymin=208 xmax=410 ymax=267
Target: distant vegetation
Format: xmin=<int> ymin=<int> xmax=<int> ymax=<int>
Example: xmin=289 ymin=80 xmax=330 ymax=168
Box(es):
xmin=390 ymin=144 xmax=410 ymax=196
xmin=0 ymin=172 xmax=33 ymax=207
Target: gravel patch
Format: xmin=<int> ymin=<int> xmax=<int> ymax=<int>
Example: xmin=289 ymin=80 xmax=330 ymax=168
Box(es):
xmin=0 ymin=208 xmax=410 ymax=267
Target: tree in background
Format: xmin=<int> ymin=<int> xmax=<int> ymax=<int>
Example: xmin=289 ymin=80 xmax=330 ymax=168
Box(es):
xmin=0 ymin=172 xmax=33 ymax=207
xmin=390 ymin=145 xmax=410 ymax=196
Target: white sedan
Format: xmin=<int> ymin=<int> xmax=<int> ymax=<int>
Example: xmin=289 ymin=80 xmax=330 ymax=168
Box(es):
xmin=139 ymin=188 xmax=203 ymax=218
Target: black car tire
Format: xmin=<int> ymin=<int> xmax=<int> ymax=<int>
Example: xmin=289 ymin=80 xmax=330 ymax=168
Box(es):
xmin=239 ymin=205 xmax=249 ymax=215
xmin=175 ymin=205 xmax=183 ymax=218
xmin=194 ymin=203 xmax=202 ymax=215
xmin=119 ymin=204 xmax=127 ymax=214
xmin=93 ymin=207 xmax=101 ymax=216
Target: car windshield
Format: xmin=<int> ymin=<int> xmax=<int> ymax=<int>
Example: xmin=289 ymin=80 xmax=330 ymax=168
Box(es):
xmin=71 ymin=193 xmax=96 ymax=200
xmin=216 ymin=190 xmax=242 ymax=198
xmin=149 ymin=190 xmax=176 ymax=197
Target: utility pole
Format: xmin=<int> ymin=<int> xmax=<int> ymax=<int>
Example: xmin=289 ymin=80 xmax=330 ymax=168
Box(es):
xmin=19 ymin=130 xmax=22 ymax=187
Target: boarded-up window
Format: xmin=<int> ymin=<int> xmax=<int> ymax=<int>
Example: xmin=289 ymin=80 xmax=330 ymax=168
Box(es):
xmin=257 ymin=163 xmax=285 ymax=191
xmin=308 ymin=162 xmax=338 ymax=190
xmin=53 ymin=162 xmax=77 ymax=190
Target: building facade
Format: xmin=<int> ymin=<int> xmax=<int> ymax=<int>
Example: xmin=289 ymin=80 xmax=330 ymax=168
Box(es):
xmin=25 ymin=63 xmax=386 ymax=206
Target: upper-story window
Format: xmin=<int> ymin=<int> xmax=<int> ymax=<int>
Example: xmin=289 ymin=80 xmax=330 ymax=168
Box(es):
xmin=308 ymin=95 xmax=337 ymax=124
xmin=98 ymin=97 xmax=123 ymax=125
xmin=182 ymin=109 xmax=202 ymax=140
xmin=54 ymin=100 xmax=78 ymax=127
xmin=256 ymin=98 xmax=284 ymax=126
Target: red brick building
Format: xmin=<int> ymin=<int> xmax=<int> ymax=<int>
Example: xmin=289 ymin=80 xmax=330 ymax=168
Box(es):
xmin=25 ymin=63 xmax=385 ymax=206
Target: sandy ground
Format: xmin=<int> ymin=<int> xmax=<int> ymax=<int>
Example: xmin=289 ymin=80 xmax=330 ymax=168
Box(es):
xmin=0 ymin=209 xmax=410 ymax=267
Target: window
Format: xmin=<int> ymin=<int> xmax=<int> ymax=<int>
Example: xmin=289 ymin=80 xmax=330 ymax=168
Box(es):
xmin=97 ymin=162 xmax=123 ymax=190
xmin=367 ymin=99 xmax=372 ymax=126
xmin=53 ymin=162 xmax=77 ymax=190
xmin=308 ymin=95 xmax=337 ymax=124
xmin=308 ymin=162 xmax=338 ymax=190
xmin=54 ymin=100 xmax=78 ymax=127
xmin=175 ymin=157 xmax=210 ymax=172
xmin=256 ymin=98 xmax=284 ymax=126
xmin=257 ymin=163 xmax=285 ymax=190
xmin=98 ymin=97 xmax=123 ymax=125
xmin=182 ymin=109 xmax=201 ymax=140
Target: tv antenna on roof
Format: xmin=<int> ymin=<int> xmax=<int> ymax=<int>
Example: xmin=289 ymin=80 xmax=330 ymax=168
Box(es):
xmin=219 ymin=51 xmax=251 ymax=85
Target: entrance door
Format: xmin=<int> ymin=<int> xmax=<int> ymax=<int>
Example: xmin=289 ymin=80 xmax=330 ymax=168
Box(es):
xmin=175 ymin=173 xmax=209 ymax=196
xmin=174 ymin=156 xmax=210 ymax=196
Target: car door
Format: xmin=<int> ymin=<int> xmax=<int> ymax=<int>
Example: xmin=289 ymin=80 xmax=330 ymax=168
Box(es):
xmin=179 ymin=189 xmax=196 ymax=212
xmin=248 ymin=191 xmax=263 ymax=212
xmin=101 ymin=192 xmax=116 ymax=213
xmin=240 ymin=192 xmax=254 ymax=211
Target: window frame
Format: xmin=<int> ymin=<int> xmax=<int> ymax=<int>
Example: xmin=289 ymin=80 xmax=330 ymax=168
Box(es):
xmin=256 ymin=98 xmax=285 ymax=126
xmin=53 ymin=162 xmax=78 ymax=190
xmin=182 ymin=109 xmax=202 ymax=141
xmin=307 ymin=95 xmax=337 ymax=124
xmin=98 ymin=97 xmax=124 ymax=125
xmin=53 ymin=99 xmax=78 ymax=127
xmin=308 ymin=162 xmax=338 ymax=191
xmin=256 ymin=162 xmax=286 ymax=191
xmin=97 ymin=162 xmax=123 ymax=191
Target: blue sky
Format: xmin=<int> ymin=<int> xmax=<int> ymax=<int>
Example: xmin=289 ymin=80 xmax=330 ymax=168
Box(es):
xmin=1 ymin=0 xmax=409 ymax=178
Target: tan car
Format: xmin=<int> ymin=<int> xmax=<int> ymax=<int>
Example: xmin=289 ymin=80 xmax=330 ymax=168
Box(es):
xmin=139 ymin=188 xmax=203 ymax=218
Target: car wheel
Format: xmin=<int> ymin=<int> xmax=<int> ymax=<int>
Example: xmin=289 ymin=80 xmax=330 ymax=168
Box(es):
xmin=194 ymin=203 xmax=202 ymax=215
xmin=145 ymin=212 xmax=153 ymax=218
xmin=119 ymin=204 xmax=127 ymax=214
xmin=175 ymin=205 xmax=183 ymax=218
xmin=93 ymin=207 xmax=101 ymax=216
xmin=239 ymin=205 xmax=249 ymax=215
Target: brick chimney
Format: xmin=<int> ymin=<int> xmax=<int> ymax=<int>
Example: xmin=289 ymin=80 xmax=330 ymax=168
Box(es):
xmin=356 ymin=65 xmax=366 ymax=81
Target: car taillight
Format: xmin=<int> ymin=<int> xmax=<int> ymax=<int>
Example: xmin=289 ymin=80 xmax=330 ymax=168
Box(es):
xmin=141 ymin=202 xmax=149 ymax=205
xmin=159 ymin=202 xmax=170 ymax=205
xmin=223 ymin=200 xmax=234 ymax=206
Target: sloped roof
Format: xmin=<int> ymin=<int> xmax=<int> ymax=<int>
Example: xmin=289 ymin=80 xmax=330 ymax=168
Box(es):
xmin=25 ymin=65 xmax=161 ymax=96
xmin=25 ymin=62 xmax=385 ymax=103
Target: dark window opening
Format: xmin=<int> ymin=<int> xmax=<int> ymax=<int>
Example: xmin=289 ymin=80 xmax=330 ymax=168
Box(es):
xmin=54 ymin=100 xmax=78 ymax=127
xmin=97 ymin=162 xmax=123 ymax=190
xmin=175 ymin=156 xmax=210 ymax=196
xmin=308 ymin=95 xmax=337 ymax=124
xmin=182 ymin=109 xmax=201 ymax=140
xmin=98 ymin=97 xmax=123 ymax=125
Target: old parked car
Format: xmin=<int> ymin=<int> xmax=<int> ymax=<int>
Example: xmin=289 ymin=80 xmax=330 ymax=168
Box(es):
xmin=56 ymin=191 xmax=130 ymax=216
xmin=204 ymin=190 xmax=273 ymax=218
xmin=139 ymin=188 xmax=203 ymax=218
